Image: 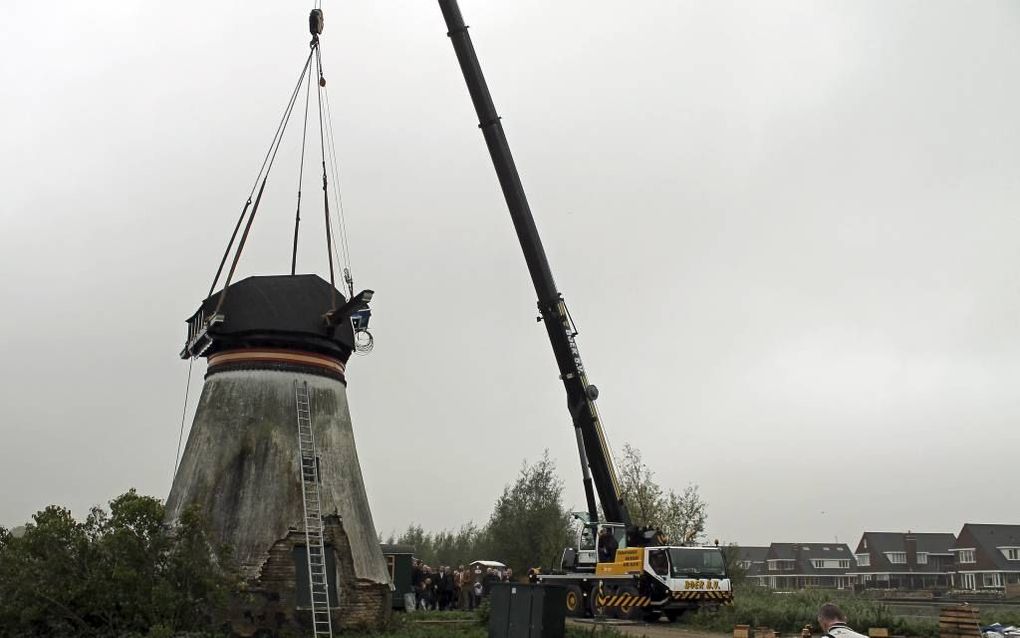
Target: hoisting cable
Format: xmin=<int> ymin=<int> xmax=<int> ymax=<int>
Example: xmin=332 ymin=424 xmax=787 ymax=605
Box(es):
xmin=172 ymin=357 xmax=195 ymax=481
xmin=212 ymin=49 xmax=315 ymax=317
xmin=313 ymin=41 xmax=338 ymax=308
xmin=291 ymin=63 xmax=314 ymax=275
xmin=314 ymin=38 xmax=356 ymax=296
xmin=208 ymin=50 xmax=314 ymax=297
xmin=311 ymin=15 xmax=373 ymax=354
xmin=321 ymin=79 xmax=355 ymax=296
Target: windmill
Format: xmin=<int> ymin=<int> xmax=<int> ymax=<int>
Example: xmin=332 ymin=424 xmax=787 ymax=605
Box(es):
xmin=167 ymin=9 xmax=388 ymax=636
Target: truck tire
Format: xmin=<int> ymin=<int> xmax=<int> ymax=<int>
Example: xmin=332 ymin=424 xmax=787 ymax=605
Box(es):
xmin=563 ymin=585 xmax=586 ymax=617
xmin=665 ymin=609 xmax=686 ymax=623
xmin=614 ymin=585 xmax=644 ymax=621
xmin=589 ymin=586 xmax=608 ymax=619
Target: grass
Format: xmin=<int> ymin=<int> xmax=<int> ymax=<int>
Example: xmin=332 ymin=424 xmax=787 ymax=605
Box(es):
xmin=340 ymin=610 xmax=627 ymax=638
xmin=681 ymin=586 xmax=1020 ymax=638
xmin=317 ymin=591 xmax=1020 ymax=638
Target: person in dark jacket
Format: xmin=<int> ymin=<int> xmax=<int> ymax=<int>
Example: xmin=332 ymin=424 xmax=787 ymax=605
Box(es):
xmin=411 ymin=560 xmax=423 ymax=608
xmin=482 ymin=568 xmax=499 ymax=597
xmin=597 ymin=527 xmax=618 ymax=563
xmin=439 ymin=566 xmax=455 ymax=610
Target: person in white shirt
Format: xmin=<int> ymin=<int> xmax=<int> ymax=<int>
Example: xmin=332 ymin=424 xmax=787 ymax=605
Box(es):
xmin=818 ymin=603 xmax=869 ymax=638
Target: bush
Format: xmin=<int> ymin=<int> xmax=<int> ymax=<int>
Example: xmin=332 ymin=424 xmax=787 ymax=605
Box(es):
xmin=681 ymin=586 xmax=938 ymax=638
xmin=0 ymin=491 xmax=237 ymax=638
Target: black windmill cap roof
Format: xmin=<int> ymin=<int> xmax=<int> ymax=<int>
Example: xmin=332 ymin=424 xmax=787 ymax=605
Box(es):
xmin=186 ymin=274 xmax=355 ymax=360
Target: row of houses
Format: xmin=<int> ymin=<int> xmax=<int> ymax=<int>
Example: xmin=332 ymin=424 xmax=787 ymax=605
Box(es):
xmin=738 ymin=524 xmax=1020 ymax=592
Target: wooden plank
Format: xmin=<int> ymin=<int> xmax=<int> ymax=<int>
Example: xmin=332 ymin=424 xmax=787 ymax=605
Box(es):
xmin=938 ymin=620 xmax=979 ymax=628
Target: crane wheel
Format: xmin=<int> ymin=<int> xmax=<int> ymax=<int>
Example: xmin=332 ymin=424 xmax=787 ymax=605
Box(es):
xmin=589 ymin=586 xmax=608 ymax=619
xmin=613 ymin=585 xmax=644 ymax=621
xmin=563 ymin=585 xmax=585 ymax=618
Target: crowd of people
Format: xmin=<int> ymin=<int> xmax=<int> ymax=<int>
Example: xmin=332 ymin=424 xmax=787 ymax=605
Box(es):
xmin=410 ymin=561 xmax=514 ymax=611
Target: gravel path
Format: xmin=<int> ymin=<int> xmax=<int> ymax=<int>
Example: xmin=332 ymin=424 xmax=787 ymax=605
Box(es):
xmin=568 ymin=619 xmax=729 ymax=638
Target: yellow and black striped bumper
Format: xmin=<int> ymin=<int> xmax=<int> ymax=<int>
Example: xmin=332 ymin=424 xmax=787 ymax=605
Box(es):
xmin=596 ymin=593 xmax=652 ymax=609
xmin=671 ymin=590 xmax=734 ymax=602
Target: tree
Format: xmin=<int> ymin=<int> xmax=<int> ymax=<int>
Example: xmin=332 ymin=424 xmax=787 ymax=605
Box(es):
xmin=484 ymin=451 xmax=572 ymax=574
xmin=660 ymin=484 xmax=707 ymax=545
xmin=720 ymin=543 xmax=747 ymax=584
xmin=393 ymin=522 xmax=486 ymax=568
xmin=0 ymin=490 xmax=237 ymax=638
xmin=617 ymin=443 xmax=707 ymax=544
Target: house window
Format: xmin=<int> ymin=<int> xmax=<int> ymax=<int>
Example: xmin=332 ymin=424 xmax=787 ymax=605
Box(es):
xmin=856 ymin=553 xmax=871 ymax=567
xmin=768 ymin=559 xmax=795 ymax=571
xmin=886 ymin=552 xmax=907 ymax=564
xmin=982 ymin=573 xmax=1001 ymax=588
xmin=916 ymin=552 xmax=928 ymax=565
xmin=958 ymin=550 xmax=976 ymax=564
xmin=811 ymin=559 xmax=851 ymax=569
xmin=961 ymin=573 xmax=976 ymax=590
xmin=1002 ymin=548 xmax=1020 ymax=561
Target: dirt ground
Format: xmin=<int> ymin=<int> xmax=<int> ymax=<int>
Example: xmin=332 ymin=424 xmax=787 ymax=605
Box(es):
xmin=568 ymin=618 xmax=729 ymax=638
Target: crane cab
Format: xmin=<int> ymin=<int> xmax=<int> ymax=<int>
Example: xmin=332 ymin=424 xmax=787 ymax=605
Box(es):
xmin=560 ymin=521 xmax=626 ymax=572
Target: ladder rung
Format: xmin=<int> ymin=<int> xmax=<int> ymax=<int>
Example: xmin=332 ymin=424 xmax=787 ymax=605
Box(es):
xmin=296 ymin=382 xmax=332 ymax=635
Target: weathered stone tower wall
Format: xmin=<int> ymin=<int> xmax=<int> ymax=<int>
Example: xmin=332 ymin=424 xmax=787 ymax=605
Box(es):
xmin=166 ymin=366 xmax=390 ymax=634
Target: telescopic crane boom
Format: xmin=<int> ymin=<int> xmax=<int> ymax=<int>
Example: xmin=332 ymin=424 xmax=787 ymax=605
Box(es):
xmin=438 ymin=0 xmax=630 ymax=528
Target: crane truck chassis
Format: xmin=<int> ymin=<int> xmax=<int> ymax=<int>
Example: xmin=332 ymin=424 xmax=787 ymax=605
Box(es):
xmin=438 ymin=0 xmax=733 ymax=619
xmin=535 ymin=521 xmax=732 ymax=621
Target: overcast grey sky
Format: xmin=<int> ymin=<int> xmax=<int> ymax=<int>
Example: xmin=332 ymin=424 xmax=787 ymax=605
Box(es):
xmin=1 ymin=0 xmax=1018 ymax=547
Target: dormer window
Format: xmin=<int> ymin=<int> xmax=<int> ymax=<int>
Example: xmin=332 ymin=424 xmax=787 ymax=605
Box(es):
xmin=955 ymin=549 xmax=976 ymax=564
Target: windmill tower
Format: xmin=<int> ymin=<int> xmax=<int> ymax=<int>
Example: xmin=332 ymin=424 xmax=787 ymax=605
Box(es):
xmin=167 ymin=10 xmax=389 ymax=636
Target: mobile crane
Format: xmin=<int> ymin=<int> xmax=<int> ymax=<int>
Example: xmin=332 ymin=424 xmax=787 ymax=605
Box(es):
xmin=438 ymin=0 xmax=733 ymax=622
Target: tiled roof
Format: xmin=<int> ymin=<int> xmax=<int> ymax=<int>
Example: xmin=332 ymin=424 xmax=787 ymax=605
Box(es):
xmin=955 ymin=524 xmax=1020 ymax=571
xmin=765 ymin=542 xmax=856 ymax=574
xmin=855 ymin=532 xmax=956 ymax=573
